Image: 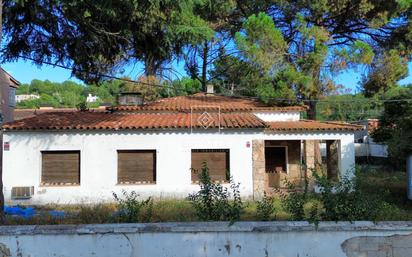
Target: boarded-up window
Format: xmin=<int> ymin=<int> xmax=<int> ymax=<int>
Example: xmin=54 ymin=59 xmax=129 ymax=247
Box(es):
xmin=118 ymin=150 xmax=156 ymax=184
xmin=41 ymin=151 xmax=80 ymax=185
xmin=191 ymin=149 xmax=229 ymax=183
xmin=265 ymin=147 xmax=287 ymax=173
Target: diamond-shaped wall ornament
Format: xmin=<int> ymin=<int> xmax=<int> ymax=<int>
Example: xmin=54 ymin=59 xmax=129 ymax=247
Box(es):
xmin=190 ymin=105 xmax=221 ymax=133
xmin=197 ymin=111 xmax=214 ymax=129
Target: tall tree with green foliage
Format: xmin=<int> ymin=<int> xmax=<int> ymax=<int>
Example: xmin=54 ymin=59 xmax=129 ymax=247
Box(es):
xmin=362 ymin=49 xmax=409 ymax=97
xmin=210 ymin=1 xmax=411 ymax=117
xmin=2 ymin=0 xmax=213 ymax=82
xmin=209 ymin=55 xmax=263 ymax=96
xmin=232 ymin=12 xmax=374 ymax=115
xmin=316 ymin=94 xmax=382 ymax=121
xmin=372 ymin=86 xmax=412 ymax=169
xmin=183 ymin=0 xmax=277 ymax=92
xmin=234 ymin=13 xmax=295 ymax=103
xmin=183 ymin=0 xmax=238 ymax=91
xmin=268 ymin=0 xmax=412 ymax=112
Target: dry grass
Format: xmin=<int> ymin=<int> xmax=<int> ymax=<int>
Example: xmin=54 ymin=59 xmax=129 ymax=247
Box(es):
xmin=151 ymin=200 xmax=197 ymax=222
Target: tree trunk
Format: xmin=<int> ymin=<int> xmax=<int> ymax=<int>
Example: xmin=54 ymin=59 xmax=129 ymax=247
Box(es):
xmin=0 ymin=0 xmax=6 ymax=224
xmin=307 ymin=100 xmax=317 ymax=120
xmin=201 ymin=41 xmax=208 ymax=92
xmin=144 ymin=55 xmax=158 ymax=77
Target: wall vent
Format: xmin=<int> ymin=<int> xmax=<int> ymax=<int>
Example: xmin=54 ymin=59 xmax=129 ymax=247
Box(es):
xmin=11 ymin=186 xmax=34 ymax=199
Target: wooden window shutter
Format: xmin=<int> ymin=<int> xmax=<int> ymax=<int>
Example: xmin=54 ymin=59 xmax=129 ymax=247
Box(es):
xmin=118 ymin=150 xmax=156 ymax=184
xmin=191 ymin=149 xmax=229 ymax=182
xmin=42 ymin=151 xmax=80 ymax=185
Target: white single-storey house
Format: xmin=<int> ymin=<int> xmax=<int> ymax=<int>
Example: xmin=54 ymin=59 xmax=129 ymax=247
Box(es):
xmin=2 ymin=92 xmax=362 ymax=204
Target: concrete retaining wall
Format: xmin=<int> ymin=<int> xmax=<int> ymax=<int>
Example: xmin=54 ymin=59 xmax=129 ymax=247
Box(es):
xmin=0 ymin=221 xmax=411 ymax=257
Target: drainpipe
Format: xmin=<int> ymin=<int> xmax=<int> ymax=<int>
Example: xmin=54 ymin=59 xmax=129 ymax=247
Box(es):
xmin=407 ymin=155 xmax=412 ymax=200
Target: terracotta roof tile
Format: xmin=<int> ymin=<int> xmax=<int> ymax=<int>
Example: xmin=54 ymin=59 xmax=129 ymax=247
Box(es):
xmin=108 ymin=93 xmax=307 ymax=112
xmin=267 ymin=120 xmax=364 ymax=132
xmin=3 ymin=112 xmax=267 ymax=131
xmin=13 ymin=108 xmax=106 ymax=120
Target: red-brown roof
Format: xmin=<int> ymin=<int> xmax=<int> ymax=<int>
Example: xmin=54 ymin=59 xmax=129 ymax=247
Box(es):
xmin=267 ymin=120 xmax=364 ymax=131
xmin=3 ymin=112 xmax=364 ymax=132
xmin=5 ymin=95 xmax=362 ymax=132
xmin=108 ymin=93 xmax=307 ymax=113
xmin=14 ymin=108 xmax=106 ymax=120
xmin=3 ymin=112 xmax=267 ymax=131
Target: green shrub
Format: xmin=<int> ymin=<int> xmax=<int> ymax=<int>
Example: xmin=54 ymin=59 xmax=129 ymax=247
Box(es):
xmin=303 ymin=199 xmax=324 ymax=226
xmin=256 ymin=192 xmax=276 ymax=221
xmin=313 ymin=169 xmax=390 ymax=221
xmin=280 ymin=177 xmax=309 ymax=220
xmin=112 ymin=190 xmax=153 ymax=223
xmin=188 ymin=162 xmax=243 ymax=223
xmin=281 ymin=167 xmax=394 ymax=223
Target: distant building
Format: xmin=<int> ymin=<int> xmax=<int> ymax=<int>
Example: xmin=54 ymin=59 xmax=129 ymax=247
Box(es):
xmin=86 ymin=94 xmax=99 ymax=103
xmin=351 ymin=119 xmax=388 ymax=159
xmin=351 ymin=119 xmax=380 ymax=143
xmin=15 ymin=94 xmax=40 ymax=103
xmin=0 ymin=68 xmax=20 ymax=123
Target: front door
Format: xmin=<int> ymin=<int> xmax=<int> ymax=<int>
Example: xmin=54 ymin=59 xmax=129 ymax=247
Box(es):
xmin=265 ymin=146 xmax=287 ymax=188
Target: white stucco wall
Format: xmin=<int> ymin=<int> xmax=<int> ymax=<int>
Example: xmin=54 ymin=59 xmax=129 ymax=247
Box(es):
xmin=253 ymin=111 xmax=301 ymax=121
xmin=2 ymin=129 xmax=355 ymax=204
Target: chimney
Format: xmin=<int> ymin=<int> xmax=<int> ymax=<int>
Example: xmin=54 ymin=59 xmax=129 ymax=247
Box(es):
xmin=206 ymin=84 xmax=214 ymax=94
xmin=117 ymin=92 xmax=143 ymax=106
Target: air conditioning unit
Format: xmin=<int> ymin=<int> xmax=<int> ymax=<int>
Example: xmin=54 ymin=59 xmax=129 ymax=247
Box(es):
xmin=11 ymin=186 xmax=34 ymax=199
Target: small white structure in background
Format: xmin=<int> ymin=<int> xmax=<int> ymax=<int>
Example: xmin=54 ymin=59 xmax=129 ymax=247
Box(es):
xmin=86 ymin=94 xmax=99 ymax=103
xmin=351 ymin=119 xmax=388 ymax=159
xmin=321 ymin=119 xmax=388 ymax=159
xmin=354 ymin=143 xmax=388 ymax=158
xmin=352 ymin=119 xmax=379 ymax=144
xmin=15 ymin=94 xmax=39 ymax=103
xmin=2 ymin=92 xmax=362 ymax=204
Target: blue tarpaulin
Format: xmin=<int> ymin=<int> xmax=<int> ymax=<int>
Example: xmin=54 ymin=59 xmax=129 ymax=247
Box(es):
xmin=4 ymin=206 xmax=65 ymax=219
xmin=4 ymin=206 xmax=36 ymax=218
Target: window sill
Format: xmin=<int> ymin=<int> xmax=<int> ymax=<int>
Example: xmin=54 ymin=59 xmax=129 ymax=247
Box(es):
xmin=116 ymin=182 xmax=156 ymax=186
xmin=40 ymin=183 xmax=80 ymax=187
xmin=191 ymin=181 xmax=230 ymax=185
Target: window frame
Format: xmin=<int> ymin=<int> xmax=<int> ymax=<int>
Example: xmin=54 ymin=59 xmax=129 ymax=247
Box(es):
xmin=40 ymin=150 xmax=81 ymax=186
xmin=117 ymin=149 xmax=157 ymax=185
xmin=191 ymin=148 xmax=230 ymax=183
xmin=264 ymin=145 xmax=289 ymax=174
